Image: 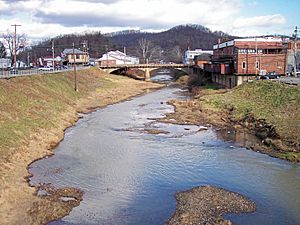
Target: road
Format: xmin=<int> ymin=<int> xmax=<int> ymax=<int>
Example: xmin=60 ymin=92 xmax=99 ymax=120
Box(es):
xmin=278 ymin=77 xmax=300 ymax=86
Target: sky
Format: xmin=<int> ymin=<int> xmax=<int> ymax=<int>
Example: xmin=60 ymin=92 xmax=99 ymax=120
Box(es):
xmin=0 ymin=0 xmax=299 ymax=43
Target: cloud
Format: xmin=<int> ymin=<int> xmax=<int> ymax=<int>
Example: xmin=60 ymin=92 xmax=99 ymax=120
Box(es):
xmin=233 ymin=14 xmax=286 ymax=28
xmin=32 ymin=0 xmax=241 ymax=29
xmin=0 ymin=0 xmax=293 ymax=40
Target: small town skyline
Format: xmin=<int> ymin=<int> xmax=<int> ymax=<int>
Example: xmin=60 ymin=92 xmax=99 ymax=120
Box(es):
xmin=0 ymin=0 xmax=299 ymax=43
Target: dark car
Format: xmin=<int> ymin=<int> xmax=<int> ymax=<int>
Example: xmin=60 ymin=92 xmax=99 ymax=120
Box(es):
xmin=260 ymin=71 xmax=280 ymax=80
xmin=9 ymin=69 xmax=19 ymax=75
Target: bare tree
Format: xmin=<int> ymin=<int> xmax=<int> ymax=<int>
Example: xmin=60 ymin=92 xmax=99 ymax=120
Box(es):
xmin=138 ymin=38 xmax=150 ymax=63
xmin=137 ymin=38 xmax=163 ymax=63
xmin=2 ymin=30 xmax=27 ymax=66
xmin=171 ymin=45 xmax=182 ymax=63
xmin=148 ymin=46 xmax=163 ymax=63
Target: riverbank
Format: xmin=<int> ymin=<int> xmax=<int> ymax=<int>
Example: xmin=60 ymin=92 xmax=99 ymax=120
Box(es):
xmin=164 ymin=78 xmax=300 ymax=162
xmin=166 ymin=185 xmax=256 ymax=225
xmin=0 ymin=68 xmax=163 ymax=225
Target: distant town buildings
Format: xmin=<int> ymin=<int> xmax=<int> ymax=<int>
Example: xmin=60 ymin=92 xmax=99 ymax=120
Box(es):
xmin=0 ymin=58 xmax=11 ymax=69
xmin=183 ymin=49 xmax=213 ymax=65
xmin=194 ymin=53 xmax=212 ymax=69
xmin=39 ymin=55 xmax=62 ymax=67
xmin=62 ymin=48 xmax=89 ymax=65
xmin=97 ymin=50 xmax=139 ymax=66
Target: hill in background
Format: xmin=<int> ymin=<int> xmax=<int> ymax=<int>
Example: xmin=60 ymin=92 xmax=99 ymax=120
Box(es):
xmin=20 ymin=24 xmax=235 ymax=63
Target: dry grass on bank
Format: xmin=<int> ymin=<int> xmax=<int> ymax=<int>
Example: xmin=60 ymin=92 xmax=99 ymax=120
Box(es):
xmin=0 ymin=68 xmax=105 ymax=160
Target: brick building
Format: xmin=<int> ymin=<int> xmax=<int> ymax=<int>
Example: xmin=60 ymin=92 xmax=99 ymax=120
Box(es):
xmin=286 ymin=40 xmax=300 ymax=75
xmin=210 ymin=37 xmax=286 ymax=87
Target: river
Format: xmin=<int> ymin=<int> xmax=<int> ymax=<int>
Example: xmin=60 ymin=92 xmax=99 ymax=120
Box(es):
xmin=29 ymin=73 xmax=300 ymax=225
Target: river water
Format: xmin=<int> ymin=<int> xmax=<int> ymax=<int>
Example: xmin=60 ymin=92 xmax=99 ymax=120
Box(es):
xmin=29 ymin=74 xmax=300 ymax=225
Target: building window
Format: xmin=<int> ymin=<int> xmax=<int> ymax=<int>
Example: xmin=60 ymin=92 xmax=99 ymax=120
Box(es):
xmin=242 ymin=61 xmax=246 ymax=69
xmin=256 ymin=61 xmax=259 ymax=69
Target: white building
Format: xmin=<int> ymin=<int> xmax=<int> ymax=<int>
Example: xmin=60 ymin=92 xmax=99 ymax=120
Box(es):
xmin=183 ymin=49 xmax=213 ymax=65
xmin=0 ymin=58 xmax=11 ymax=69
xmin=97 ymin=50 xmax=139 ymax=66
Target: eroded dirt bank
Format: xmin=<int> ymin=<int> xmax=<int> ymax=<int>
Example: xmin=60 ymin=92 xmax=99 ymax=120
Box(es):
xmin=0 ymin=68 xmax=162 ymax=225
xmin=166 ymin=185 xmax=256 ymax=225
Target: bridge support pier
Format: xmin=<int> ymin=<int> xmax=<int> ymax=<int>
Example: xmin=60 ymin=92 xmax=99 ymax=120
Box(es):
xmin=144 ymin=68 xmax=151 ymax=81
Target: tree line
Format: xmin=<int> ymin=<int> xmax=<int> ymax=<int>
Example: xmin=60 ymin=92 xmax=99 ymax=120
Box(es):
xmin=1 ymin=24 xmax=233 ymax=66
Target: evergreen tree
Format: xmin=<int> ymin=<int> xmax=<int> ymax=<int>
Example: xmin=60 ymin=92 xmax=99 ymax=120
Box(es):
xmin=0 ymin=42 xmax=6 ymax=58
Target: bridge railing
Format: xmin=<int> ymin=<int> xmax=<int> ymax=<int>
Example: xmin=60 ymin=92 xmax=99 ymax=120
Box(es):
xmin=99 ymin=63 xmax=187 ymax=69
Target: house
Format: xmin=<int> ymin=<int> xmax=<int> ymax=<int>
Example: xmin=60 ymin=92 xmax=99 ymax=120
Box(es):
xmin=194 ymin=53 xmax=212 ymax=69
xmin=210 ymin=37 xmax=286 ymax=87
xmin=183 ymin=49 xmax=213 ymax=65
xmin=39 ymin=55 xmax=62 ymax=67
xmin=97 ymin=50 xmax=139 ymax=66
xmin=62 ymin=49 xmax=89 ymax=65
xmin=0 ymin=58 xmax=11 ymax=69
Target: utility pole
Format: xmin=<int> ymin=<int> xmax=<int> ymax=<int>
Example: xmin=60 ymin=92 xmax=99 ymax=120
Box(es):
xmin=106 ymin=45 xmax=109 ymax=67
xmin=73 ymin=42 xmax=78 ymax=92
xmin=81 ymin=40 xmax=88 ymax=65
xmin=11 ymin=24 xmax=21 ymax=69
xmin=293 ymin=26 xmax=298 ymax=77
xmin=51 ymin=40 xmax=55 ymax=69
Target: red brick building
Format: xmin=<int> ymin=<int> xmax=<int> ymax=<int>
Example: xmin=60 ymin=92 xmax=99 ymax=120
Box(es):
xmin=210 ymin=37 xmax=286 ymax=87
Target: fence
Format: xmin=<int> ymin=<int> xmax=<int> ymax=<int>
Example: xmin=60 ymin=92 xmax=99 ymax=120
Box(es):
xmin=0 ymin=66 xmax=87 ymax=79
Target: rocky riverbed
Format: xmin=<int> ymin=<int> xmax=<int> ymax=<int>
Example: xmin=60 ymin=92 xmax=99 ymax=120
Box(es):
xmin=166 ymin=185 xmax=256 ymax=225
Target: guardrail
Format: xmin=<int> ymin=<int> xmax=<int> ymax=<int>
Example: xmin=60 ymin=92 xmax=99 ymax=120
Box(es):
xmin=0 ymin=66 xmax=89 ymax=79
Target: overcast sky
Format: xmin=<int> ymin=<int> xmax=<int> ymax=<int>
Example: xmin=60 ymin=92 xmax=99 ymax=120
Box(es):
xmin=0 ymin=0 xmax=299 ymax=42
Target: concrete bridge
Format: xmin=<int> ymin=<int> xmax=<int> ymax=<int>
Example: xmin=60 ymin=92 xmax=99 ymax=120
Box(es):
xmin=99 ymin=64 xmax=189 ymax=81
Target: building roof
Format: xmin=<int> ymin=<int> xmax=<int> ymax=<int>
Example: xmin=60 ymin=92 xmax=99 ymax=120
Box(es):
xmin=194 ymin=53 xmax=212 ymax=61
xmin=63 ymin=49 xmax=86 ymax=54
xmin=213 ymin=37 xmax=283 ymax=49
xmin=97 ymin=50 xmax=138 ymax=62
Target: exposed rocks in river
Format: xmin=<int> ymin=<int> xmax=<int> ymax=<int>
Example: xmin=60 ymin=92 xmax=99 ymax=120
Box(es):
xmin=166 ymin=185 xmax=256 ymax=225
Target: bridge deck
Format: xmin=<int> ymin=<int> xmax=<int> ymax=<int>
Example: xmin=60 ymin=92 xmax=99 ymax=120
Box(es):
xmin=99 ymin=64 xmax=187 ymax=69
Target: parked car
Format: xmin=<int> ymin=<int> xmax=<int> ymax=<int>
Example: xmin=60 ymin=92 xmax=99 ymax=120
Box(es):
xmin=38 ymin=66 xmax=54 ymax=71
xmin=260 ymin=71 xmax=280 ymax=79
xmin=9 ymin=69 xmax=18 ymax=74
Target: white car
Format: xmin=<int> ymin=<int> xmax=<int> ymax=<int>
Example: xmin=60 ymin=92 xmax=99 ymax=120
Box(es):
xmin=38 ymin=67 xmax=54 ymax=71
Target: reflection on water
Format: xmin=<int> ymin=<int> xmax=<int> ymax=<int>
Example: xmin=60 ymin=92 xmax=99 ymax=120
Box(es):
xmin=29 ymin=82 xmax=300 ymax=225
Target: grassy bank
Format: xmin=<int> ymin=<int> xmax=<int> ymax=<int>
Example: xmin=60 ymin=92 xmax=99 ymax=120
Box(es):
xmin=203 ymin=81 xmax=300 ymax=161
xmin=0 ymin=68 xmax=162 ymax=225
